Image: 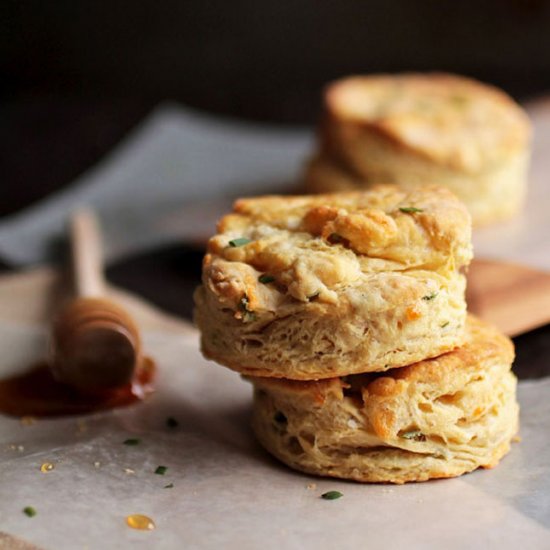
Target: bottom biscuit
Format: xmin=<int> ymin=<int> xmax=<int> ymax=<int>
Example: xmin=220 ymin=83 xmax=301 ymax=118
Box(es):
xmin=248 ymin=315 xmax=519 ymax=484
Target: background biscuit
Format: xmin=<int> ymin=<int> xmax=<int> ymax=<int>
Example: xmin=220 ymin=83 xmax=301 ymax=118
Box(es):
xmin=305 ymin=73 xmax=531 ymax=225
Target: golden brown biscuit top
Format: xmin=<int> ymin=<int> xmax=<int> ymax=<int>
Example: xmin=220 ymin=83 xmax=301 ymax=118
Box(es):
xmin=326 ymin=73 xmax=531 ymax=172
xmin=204 ymin=186 xmax=471 ymax=314
xmin=250 ymin=315 xmax=515 ymax=437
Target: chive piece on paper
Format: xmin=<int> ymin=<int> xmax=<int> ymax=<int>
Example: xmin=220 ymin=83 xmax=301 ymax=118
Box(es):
xmin=155 ymin=466 xmax=167 ymax=475
xmin=123 ymin=438 xmax=141 ymax=446
xmin=321 ymin=491 xmax=343 ymax=500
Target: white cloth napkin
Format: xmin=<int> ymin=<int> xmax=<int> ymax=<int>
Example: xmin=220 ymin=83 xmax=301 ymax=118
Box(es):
xmin=0 ymin=103 xmax=311 ymax=265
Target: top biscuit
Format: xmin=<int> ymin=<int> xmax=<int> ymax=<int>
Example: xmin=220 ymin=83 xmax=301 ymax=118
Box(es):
xmin=194 ymin=185 xmax=472 ymax=379
xmin=324 ymin=73 xmax=530 ymax=173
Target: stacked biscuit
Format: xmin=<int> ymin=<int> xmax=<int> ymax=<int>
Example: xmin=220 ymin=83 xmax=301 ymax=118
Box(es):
xmin=194 ymin=185 xmax=519 ymax=483
xmin=304 ymin=73 xmax=532 ymax=226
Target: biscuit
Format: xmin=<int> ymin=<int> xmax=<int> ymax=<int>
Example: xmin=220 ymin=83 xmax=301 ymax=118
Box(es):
xmin=249 ymin=315 xmax=518 ymax=483
xmin=194 ymin=185 xmax=472 ymax=379
xmin=305 ymin=73 xmax=531 ymax=225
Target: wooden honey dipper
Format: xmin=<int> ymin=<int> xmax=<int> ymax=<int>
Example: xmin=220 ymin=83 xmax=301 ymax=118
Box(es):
xmin=51 ymin=210 xmax=142 ymax=392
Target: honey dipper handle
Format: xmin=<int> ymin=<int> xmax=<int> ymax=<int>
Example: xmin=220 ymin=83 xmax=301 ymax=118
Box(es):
xmin=71 ymin=209 xmax=105 ymax=297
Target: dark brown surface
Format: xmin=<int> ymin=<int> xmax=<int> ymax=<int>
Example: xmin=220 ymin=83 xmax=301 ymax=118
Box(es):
xmin=0 ymin=96 xmax=152 ymax=216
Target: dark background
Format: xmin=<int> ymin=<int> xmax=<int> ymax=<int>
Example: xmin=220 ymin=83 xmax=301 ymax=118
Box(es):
xmin=2 ymin=0 xmax=550 ymax=215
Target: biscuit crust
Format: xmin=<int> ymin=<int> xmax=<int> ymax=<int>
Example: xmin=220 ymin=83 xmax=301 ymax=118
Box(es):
xmin=306 ymin=73 xmax=531 ymax=225
xmin=195 ymin=186 xmax=472 ymax=379
xmin=249 ymin=316 xmax=519 ymax=483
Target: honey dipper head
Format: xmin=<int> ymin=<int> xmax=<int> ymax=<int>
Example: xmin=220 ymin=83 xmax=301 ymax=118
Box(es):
xmin=51 ymin=297 xmax=141 ymax=392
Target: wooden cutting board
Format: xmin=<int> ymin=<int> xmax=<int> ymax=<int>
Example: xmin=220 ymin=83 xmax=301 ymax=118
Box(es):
xmin=467 ymin=258 xmax=550 ymax=337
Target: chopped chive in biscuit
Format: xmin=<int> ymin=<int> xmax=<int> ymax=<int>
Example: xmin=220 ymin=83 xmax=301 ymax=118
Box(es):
xmin=238 ymin=295 xmax=257 ymax=322
xmin=321 ymin=491 xmax=343 ymax=500
xmin=441 ymin=321 xmax=450 ymax=328
xmin=259 ymin=274 xmax=276 ymax=284
xmin=422 ymin=292 xmax=438 ymax=301
xmin=451 ymin=94 xmax=469 ymax=107
xmin=228 ymin=237 xmax=252 ymax=247
xmin=399 ymin=206 xmax=424 ymax=214
xmin=274 ymin=411 xmax=287 ymax=424
xmin=400 ymin=430 xmax=426 ymax=441
xmin=327 ymin=232 xmax=344 ymax=244
xmin=238 ymin=295 xmax=250 ymax=312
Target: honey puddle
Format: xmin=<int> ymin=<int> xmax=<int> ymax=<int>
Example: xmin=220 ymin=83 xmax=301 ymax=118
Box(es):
xmin=0 ymin=357 xmax=155 ymax=417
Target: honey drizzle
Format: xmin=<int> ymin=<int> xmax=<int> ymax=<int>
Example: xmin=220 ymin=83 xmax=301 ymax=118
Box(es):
xmin=126 ymin=514 xmax=155 ymax=531
xmin=0 ymin=357 xmax=155 ymax=417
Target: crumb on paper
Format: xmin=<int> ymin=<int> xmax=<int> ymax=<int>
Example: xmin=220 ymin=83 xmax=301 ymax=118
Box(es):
xmin=93 ymin=461 xmax=101 ymax=468
xmin=40 ymin=462 xmax=55 ymax=473
xmin=306 ymin=483 xmax=317 ymax=490
xmin=20 ymin=416 xmax=36 ymax=426
xmin=124 ymin=468 xmax=135 ymax=475
xmin=76 ymin=420 xmax=88 ymax=434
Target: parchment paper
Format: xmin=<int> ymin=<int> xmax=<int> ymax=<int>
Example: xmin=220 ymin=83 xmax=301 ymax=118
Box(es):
xmin=0 ymin=271 xmax=549 ymax=550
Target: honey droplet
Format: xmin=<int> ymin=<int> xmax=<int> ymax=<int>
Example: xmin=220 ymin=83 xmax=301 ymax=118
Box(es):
xmin=126 ymin=514 xmax=155 ymax=531
xmin=40 ymin=462 xmax=55 ymax=473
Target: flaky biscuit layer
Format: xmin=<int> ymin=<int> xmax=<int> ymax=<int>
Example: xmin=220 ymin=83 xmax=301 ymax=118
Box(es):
xmin=249 ymin=316 xmax=519 ymax=483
